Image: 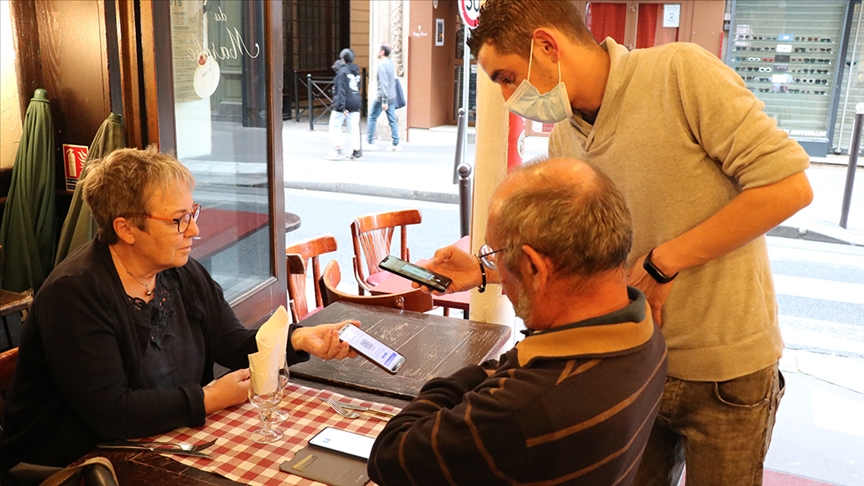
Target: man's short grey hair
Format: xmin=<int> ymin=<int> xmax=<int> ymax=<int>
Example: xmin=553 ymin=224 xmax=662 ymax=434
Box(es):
xmin=494 ymin=158 xmax=632 ymax=280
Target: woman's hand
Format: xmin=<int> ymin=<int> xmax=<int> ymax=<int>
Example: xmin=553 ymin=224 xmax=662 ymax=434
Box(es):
xmin=412 ymin=245 xmax=491 ymax=294
xmin=291 ymin=320 xmax=360 ymax=360
xmin=203 ymin=368 xmax=251 ymax=414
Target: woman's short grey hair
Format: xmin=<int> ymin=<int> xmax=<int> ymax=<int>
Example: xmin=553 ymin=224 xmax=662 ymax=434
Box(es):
xmin=83 ymin=147 xmax=195 ymax=244
xmin=494 ymin=160 xmax=632 ymax=281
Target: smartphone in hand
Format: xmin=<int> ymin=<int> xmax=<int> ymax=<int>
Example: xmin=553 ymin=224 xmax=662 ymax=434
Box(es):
xmin=338 ymin=324 xmax=406 ymax=374
xmin=378 ymin=255 xmax=452 ymax=293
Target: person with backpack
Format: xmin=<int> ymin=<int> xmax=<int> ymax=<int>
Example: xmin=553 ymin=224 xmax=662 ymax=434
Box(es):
xmin=327 ymin=48 xmax=362 ymax=160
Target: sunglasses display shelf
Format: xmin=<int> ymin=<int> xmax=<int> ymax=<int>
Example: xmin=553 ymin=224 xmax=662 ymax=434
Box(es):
xmin=730 ymin=37 xmax=835 ymax=98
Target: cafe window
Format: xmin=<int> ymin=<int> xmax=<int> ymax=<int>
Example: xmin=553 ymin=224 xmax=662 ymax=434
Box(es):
xmin=583 ymin=1 xmax=681 ymax=50
xmin=163 ymin=0 xmax=285 ymax=323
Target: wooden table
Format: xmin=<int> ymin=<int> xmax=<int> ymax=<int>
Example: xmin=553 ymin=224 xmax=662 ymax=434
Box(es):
xmin=371 ymin=236 xmax=472 ymax=317
xmin=285 ymin=211 xmax=301 ymax=233
xmin=290 ymin=301 xmax=511 ymax=400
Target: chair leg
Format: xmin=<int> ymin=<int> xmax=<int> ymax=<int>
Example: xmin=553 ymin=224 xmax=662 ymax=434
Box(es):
xmin=442 ymin=307 xmax=449 ymax=317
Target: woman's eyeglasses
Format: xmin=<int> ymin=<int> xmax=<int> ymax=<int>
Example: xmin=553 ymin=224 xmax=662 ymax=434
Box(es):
xmin=132 ymin=203 xmax=202 ymax=234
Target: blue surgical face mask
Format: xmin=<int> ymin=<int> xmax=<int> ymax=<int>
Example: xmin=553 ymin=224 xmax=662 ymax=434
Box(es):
xmin=503 ymin=40 xmax=573 ymax=124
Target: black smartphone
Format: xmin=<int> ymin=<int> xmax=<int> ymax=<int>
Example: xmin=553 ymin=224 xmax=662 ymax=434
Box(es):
xmin=307 ymin=427 xmax=376 ymax=461
xmin=378 ymin=255 xmax=452 ymax=293
xmin=338 ymin=324 xmax=406 ymax=374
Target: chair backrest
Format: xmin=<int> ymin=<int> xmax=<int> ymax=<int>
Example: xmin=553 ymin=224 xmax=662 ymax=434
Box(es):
xmin=350 ymin=209 xmax=422 ymax=294
xmin=0 ymin=347 xmax=18 ymax=430
xmin=286 ymin=235 xmax=338 ymax=322
xmin=319 ymin=260 xmax=433 ymax=313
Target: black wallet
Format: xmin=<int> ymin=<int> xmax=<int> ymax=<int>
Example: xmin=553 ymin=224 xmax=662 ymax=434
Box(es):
xmin=280 ymin=446 xmax=370 ymax=486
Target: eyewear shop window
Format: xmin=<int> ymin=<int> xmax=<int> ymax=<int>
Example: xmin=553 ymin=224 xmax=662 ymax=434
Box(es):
xmin=727 ymin=0 xmax=864 ymax=155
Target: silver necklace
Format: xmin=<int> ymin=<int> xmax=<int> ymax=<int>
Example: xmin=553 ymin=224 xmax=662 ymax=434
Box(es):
xmin=111 ymin=248 xmax=155 ymax=296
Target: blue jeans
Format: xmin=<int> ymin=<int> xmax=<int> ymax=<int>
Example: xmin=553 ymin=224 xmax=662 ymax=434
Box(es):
xmin=367 ymin=100 xmax=399 ymax=146
xmin=634 ymin=363 xmax=785 ymax=486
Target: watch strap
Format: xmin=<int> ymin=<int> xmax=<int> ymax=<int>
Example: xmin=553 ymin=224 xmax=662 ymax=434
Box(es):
xmin=643 ymin=248 xmax=678 ymax=284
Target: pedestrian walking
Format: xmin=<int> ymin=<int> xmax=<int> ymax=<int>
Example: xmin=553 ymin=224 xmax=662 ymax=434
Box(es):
xmin=327 ymin=48 xmax=361 ymax=160
xmin=365 ymin=44 xmax=401 ymax=152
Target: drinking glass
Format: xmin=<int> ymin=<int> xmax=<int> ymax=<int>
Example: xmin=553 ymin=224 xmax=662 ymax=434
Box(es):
xmin=271 ymin=357 xmax=291 ymax=424
xmin=248 ymin=370 xmax=283 ymax=443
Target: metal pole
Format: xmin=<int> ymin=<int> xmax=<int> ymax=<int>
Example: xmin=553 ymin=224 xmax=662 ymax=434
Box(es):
xmin=837 ymin=5 xmax=863 ymax=152
xmin=294 ymin=70 xmax=300 ymax=122
xmin=307 ymin=74 xmax=314 ymax=131
xmin=458 ymin=164 xmax=473 ymax=237
xmin=840 ymin=102 xmax=864 ymax=228
xmin=453 ymin=108 xmax=466 ymax=184
xmin=461 ymin=23 xmax=470 ymax=167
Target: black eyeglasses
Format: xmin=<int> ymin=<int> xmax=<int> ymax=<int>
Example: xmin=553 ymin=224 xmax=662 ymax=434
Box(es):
xmin=131 ymin=203 xmax=201 ymax=234
xmin=477 ymin=243 xmax=507 ymax=271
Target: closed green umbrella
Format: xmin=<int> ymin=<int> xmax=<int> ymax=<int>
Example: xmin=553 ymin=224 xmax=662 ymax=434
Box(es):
xmin=54 ymin=112 xmax=126 ymax=265
xmin=0 ymin=88 xmax=56 ymax=292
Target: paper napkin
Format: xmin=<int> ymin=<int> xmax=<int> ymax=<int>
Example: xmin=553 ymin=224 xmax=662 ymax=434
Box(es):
xmin=248 ymin=305 xmax=290 ymax=394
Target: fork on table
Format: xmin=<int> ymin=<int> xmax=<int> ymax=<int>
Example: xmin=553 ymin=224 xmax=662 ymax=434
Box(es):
xmin=322 ymin=397 xmax=396 ymax=419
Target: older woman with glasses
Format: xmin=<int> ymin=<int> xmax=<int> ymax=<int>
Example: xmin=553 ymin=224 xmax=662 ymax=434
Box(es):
xmin=0 ymin=147 xmax=357 ymax=471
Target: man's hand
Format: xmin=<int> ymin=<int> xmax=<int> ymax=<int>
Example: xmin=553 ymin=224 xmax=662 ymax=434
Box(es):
xmin=203 ymin=368 xmax=251 ymax=414
xmin=411 ymin=245 xmax=491 ymax=294
xmin=382 ymin=103 xmax=388 ymax=110
xmin=291 ymin=321 xmax=360 ymax=360
xmin=626 ymin=254 xmax=674 ymax=326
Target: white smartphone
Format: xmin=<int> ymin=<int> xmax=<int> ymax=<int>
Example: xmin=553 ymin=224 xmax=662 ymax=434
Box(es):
xmin=308 ymin=426 xmax=376 ymax=461
xmin=338 ymin=324 xmax=406 ymax=374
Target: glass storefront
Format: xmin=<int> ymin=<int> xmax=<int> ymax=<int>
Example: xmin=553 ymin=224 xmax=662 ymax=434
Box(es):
xmin=833 ymin=2 xmax=864 ymax=153
xmin=726 ymin=0 xmax=864 ymax=156
xmin=169 ymin=0 xmax=273 ymax=302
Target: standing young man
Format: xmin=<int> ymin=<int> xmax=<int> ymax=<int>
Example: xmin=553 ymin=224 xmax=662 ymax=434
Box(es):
xmin=423 ymin=1 xmax=813 ymax=484
xmin=365 ymin=44 xmax=401 ymax=152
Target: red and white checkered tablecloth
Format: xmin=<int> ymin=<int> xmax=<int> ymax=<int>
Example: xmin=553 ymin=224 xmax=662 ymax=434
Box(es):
xmin=143 ymin=383 xmax=400 ymax=486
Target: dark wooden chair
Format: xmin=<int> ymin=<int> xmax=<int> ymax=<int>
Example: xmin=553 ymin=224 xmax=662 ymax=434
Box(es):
xmin=319 ymin=260 xmax=433 ymax=313
xmin=350 ymin=209 xmax=422 ymax=295
xmin=285 ymin=235 xmax=338 ymax=323
xmin=0 ymin=347 xmax=18 ymax=433
xmin=0 ymin=245 xmax=33 ymax=351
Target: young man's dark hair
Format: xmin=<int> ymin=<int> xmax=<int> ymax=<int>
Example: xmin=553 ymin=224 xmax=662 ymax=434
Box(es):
xmin=467 ymin=0 xmax=596 ymax=59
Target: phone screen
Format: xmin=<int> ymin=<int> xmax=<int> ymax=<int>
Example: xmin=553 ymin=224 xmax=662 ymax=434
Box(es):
xmin=379 ymin=255 xmax=452 ymax=292
xmin=339 ymin=324 xmax=406 ymax=374
xmin=308 ymin=427 xmax=376 ymax=461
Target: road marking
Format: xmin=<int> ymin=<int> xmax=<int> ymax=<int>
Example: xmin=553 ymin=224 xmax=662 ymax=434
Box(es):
xmin=774 ymin=274 xmax=864 ymax=305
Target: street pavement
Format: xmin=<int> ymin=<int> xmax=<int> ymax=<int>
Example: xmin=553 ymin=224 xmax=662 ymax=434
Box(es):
xmin=283 ymin=119 xmax=863 ymax=485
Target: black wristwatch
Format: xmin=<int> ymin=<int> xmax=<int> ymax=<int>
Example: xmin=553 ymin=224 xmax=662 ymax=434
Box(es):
xmin=643 ymin=248 xmax=678 ymax=284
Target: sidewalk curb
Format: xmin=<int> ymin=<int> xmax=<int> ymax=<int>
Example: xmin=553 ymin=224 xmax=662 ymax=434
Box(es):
xmin=284 ymin=181 xmax=863 ymax=246
xmin=284 ymin=181 xmax=459 ymax=204
xmin=768 ymin=224 xmax=863 ymax=246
